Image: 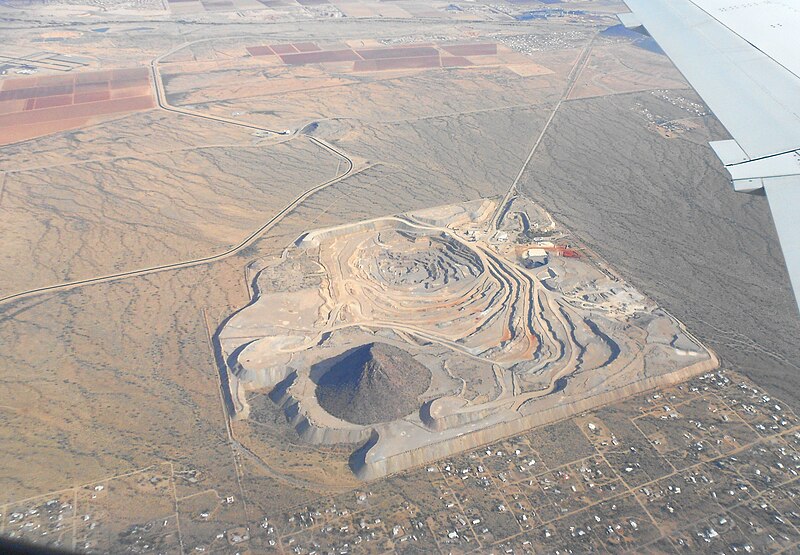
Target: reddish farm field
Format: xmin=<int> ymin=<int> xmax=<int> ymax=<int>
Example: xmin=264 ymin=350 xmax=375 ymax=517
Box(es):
xmin=245 ymin=41 xmax=504 ymax=72
xmin=33 ymin=95 xmax=72 ymax=109
xmin=75 ymin=91 xmax=112 ymax=104
xmin=355 ymin=46 xmax=439 ymax=60
xmin=246 ymin=45 xmax=274 ymax=56
xmin=0 ymin=67 xmax=154 ymax=145
xmin=270 ymin=43 xmax=298 ymax=54
xmin=441 ymin=56 xmax=473 ymax=67
xmin=292 ymin=42 xmax=322 ymax=52
xmin=353 ymin=56 xmax=442 ymax=72
xmin=442 ymin=43 xmax=498 ymax=56
xmin=280 ymin=49 xmax=362 ymax=65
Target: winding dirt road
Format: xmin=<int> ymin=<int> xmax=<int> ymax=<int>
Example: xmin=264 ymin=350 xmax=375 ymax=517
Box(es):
xmin=0 ymin=43 xmax=359 ymax=306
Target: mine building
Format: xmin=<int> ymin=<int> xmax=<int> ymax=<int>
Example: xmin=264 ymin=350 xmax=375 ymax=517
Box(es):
xmin=523 ymin=248 xmax=549 ymax=268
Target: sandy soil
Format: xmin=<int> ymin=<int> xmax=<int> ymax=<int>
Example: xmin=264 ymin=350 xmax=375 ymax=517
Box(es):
xmin=519 ymin=91 xmax=800 ymax=408
xmin=1 ymin=1 xmax=794 ymax=551
xmin=0 ymin=118 xmax=340 ymax=294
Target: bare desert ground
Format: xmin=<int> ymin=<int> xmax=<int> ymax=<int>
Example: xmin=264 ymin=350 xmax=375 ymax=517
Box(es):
xmin=518 ymin=90 xmax=800 ymax=410
xmin=0 ymin=124 xmax=341 ymax=293
xmin=1 ymin=0 xmax=798 ymax=552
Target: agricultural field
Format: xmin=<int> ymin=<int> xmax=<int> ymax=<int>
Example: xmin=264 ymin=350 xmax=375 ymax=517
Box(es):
xmin=1 ymin=0 xmax=798 ymax=552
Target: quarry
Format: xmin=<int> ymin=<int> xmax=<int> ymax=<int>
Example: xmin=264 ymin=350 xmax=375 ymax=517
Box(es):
xmin=217 ymin=196 xmax=718 ymax=480
xmin=3 ymin=2 xmax=798 ymax=551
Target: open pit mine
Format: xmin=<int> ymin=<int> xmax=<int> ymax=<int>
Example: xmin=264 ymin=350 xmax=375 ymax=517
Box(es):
xmin=218 ymin=197 xmax=718 ymax=480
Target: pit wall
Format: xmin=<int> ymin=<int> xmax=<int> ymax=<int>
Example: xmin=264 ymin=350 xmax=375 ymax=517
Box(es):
xmin=297 ymin=216 xmax=444 ymax=248
xmin=231 ymin=361 xmax=292 ymax=390
xmin=270 ymin=371 xmax=373 ymax=446
xmin=351 ymin=353 xmax=719 ymax=480
xmin=420 ymin=398 xmax=499 ymax=432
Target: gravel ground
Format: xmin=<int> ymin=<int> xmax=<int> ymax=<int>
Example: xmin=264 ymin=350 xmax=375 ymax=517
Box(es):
xmin=520 ymin=90 xmax=800 ymax=408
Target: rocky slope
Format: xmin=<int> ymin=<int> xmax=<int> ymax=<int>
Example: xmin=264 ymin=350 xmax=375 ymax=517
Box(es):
xmin=316 ymin=343 xmax=431 ymax=425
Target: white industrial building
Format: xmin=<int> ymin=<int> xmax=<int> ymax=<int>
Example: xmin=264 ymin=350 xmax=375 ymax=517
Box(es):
xmin=523 ymin=248 xmax=548 ymax=267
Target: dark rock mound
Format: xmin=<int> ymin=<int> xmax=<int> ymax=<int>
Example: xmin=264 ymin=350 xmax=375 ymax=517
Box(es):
xmin=316 ymin=343 xmax=431 ymax=425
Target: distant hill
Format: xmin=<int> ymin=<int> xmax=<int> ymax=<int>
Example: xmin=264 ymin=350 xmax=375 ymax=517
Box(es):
xmin=316 ymin=343 xmax=431 ymax=425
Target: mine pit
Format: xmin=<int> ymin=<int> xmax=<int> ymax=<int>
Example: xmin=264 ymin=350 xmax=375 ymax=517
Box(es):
xmin=218 ymin=197 xmax=717 ymax=479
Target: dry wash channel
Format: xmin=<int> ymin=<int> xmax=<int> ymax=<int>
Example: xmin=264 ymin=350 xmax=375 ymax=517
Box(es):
xmin=218 ymin=198 xmax=718 ymax=479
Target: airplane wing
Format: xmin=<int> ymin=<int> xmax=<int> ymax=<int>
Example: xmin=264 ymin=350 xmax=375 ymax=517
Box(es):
xmin=618 ymin=0 xmax=800 ymax=314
